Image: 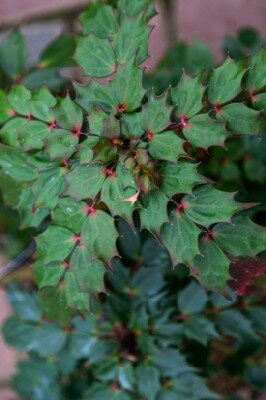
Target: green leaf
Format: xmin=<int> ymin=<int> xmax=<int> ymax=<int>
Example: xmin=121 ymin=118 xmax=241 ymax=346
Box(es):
xmin=0 ymin=143 xmax=37 ymax=182
xmin=136 ymin=365 xmax=160 ymax=400
xmin=140 ymin=189 xmax=169 ymax=234
xmin=183 ymin=185 xmax=243 ymax=227
xmin=64 ymin=271 xmax=90 ymax=310
xmin=16 ymin=188 xmax=49 ymax=228
xmin=75 ymin=137 xmax=98 ymax=164
xmin=213 ymin=215 xmax=266 ymax=257
xmin=80 ymin=2 xmax=117 ymax=38
xmin=31 ymin=168 xmax=66 ymax=208
xmin=7 ymin=282 xmax=41 ymax=322
xmin=141 ymin=92 xmax=172 ymax=134
xmin=8 ymin=85 xmax=31 ymax=115
xmin=159 ymin=162 xmax=205 ymax=197
xmin=74 ymin=80 xmax=115 ymax=111
xmin=0 ymin=29 xmax=28 ymax=79
xmin=111 ymin=58 xmax=146 ymax=112
xmin=208 ymin=58 xmax=245 ymax=104
xmin=38 ymin=34 xmax=76 ymax=68
xmin=172 ymin=74 xmax=204 ymax=118
xmin=217 ymin=103 xmax=263 ymax=134
xmin=182 ymin=315 xmax=218 ymax=346
xmin=45 ymin=129 xmax=78 ymax=160
xmin=0 ymin=117 xmax=27 ymax=146
xmin=81 ymin=210 xmax=118 ymax=263
xmin=217 ymin=309 xmax=255 ymax=340
xmin=178 ymin=281 xmax=207 ymax=314
xmin=36 ymin=226 xmax=75 ymax=263
xmin=194 ymin=238 xmax=231 ymax=291
xmin=162 ymin=211 xmax=201 ymax=266
xmin=39 ymin=286 xmax=74 ymax=327
xmin=246 ymin=48 xmax=266 ymax=91
xmin=0 ymin=90 xmax=13 ymax=124
xmin=40 ymin=262 xmax=64 ymax=288
xmin=153 ymin=348 xmax=192 ymax=377
xmin=52 ymin=198 xmax=87 ymax=234
xmin=64 ymin=164 xmax=105 ymax=201
xmin=183 ymin=114 xmax=228 ymax=148
xmin=56 ymin=95 xmax=83 ymax=130
xmin=12 ymin=359 xmax=60 ymax=400
xmin=75 ymin=36 xmax=117 ymax=77
xmin=113 ymin=14 xmax=150 ymax=64
xmin=101 ymin=174 xmax=136 ymax=220
xmin=148 ymin=131 xmax=184 ymax=162
xmin=253 ymin=92 xmax=266 ymax=115
xmin=70 ymin=246 xmax=106 ymax=294
xmin=20 ymin=120 xmax=51 ymax=151
xmin=121 ymin=112 xmax=144 ymax=139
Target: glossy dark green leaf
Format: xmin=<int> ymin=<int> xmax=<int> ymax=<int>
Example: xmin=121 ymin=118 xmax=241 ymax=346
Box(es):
xmin=213 ymin=215 xmax=266 ymax=256
xmin=178 ymin=281 xmax=207 ymax=314
xmin=159 ymin=162 xmax=205 ymax=197
xmin=36 ymin=226 xmax=75 ymax=263
xmin=194 ymin=238 xmax=231 ymax=291
xmin=182 ymin=315 xmax=218 ymax=345
xmin=162 ymin=211 xmax=201 ymax=266
xmin=183 ymin=114 xmax=228 ymax=148
xmin=141 ymin=92 xmax=172 ymax=134
xmin=217 ymin=103 xmax=263 ymax=134
xmin=148 ymin=131 xmax=185 ymax=161
xmin=136 ymin=365 xmax=160 ymax=400
xmin=172 ymin=74 xmax=204 ymax=118
xmin=246 ymin=48 xmax=266 ymax=91
xmin=81 ymin=210 xmax=118 ymax=263
xmin=208 ymin=58 xmax=245 ymax=104
xmin=80 ymin=2 xmax=117 ymax=38
xmin=45 ymin=129 xmax=78 ymax=160
xmin=64 ymin=164 xmax=105 ymax=201
xmin=140 ymin=189 xmax=169 ymax=234
xmin=52 ymin=198 xmax=87 ymax=234
xmin=0 ymin=143 xmax=37 ymax=182
xmin=56 ymin=95 xmax=83 ymax=130
xmin=20 ymin=120 xmax=51 ymax=151
xmin=75 ymin=36 xmax=117 ymax=77
xmin=183 ymin=185 xmax=243 ymax=227
xmin=31 ymin=167 xmax=66 ymax=208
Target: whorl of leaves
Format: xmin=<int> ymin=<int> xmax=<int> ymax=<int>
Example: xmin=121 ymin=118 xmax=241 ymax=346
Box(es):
xmin=0 ymin=0 xmax=266 ymax=311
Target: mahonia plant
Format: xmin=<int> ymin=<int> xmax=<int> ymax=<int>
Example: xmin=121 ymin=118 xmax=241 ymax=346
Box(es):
xmin=0 ymin=0 xmax=266 ymax=312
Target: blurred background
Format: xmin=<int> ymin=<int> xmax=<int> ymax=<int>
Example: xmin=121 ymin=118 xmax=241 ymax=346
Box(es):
xmin=0 ymin=0 xmax=266 ymax=399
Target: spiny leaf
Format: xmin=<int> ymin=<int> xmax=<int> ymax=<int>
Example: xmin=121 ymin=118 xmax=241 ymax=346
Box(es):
xmin=217 ymin=103 xmax=263 ymax=134
xmin=0 ymin=143 xmax=37 ymax=182
xmin=141 ymin=92 xmax=172 ymax=134
xmin=159 ymin=161 xmax=205 ymax=197
xmin=113 ymin=14 xmax=150 ymax=64
xmin=8 ymin=85 xmax=31 ymax=115
xmin=162 ymin=211 xmax=201 ymax=266
xmin=38 ymin=34 xmax=76 ymax=68
xmin=183 ymin=114 xmax=229 ymax=149
xmin=70 ymin=246 xmax=106 ymax=294
xmin=36 ymin=226 xmax=75 ymax=264
xmin=121 ymin=112 xmax=144 ymax=139
xmin=171 ymin=74 xmax=204 ymax=118
xmin=75 ymin=36 xmax=117 ymax=77
xmin=182 ymin=315 xmax=218 ymax=346
xmin=56 ymin=95 xmax=83 ymax=130
xmin=31 ymin=168 xmax=66 ymax=209
xmin=110 ymin=58 xmax=146 ymax=112
xmin=208 ymin=57 xmax=245 ymax=105
xmin=194 ymin=238 xmax=231 ymax=291
xmin=15 ymin=188 xmax=49 ymax=229
xmin=80 ymin=2 xmax=117 ymax=38
xmin=213 ymin=215 xmax=266 ymax=257
xmin=45 ymin=129 xmax=78 ymax=160
xmin=51 ymin=198 xmax=87 ymax=234
xmin=64 ymin=164 xmax=105 ymax=201
xmin=0 ymin=117 xmax=27 ymax=147
xmin=183 ymin=185 xmax=244 ymax=227
xmin=148 ymin=131 xmax=185 ymax=162
xmin=74 ymin=80 xmax=115 ymax=111
xmin=245 ymin=48 xmax=266 ymax=91
xmin=81 ymin=210 xmax=118 ymax=263
xmin=140 ymin=189 xmax=169 ymax=234
xmin=64 ymin=272 xmax=90 ymax=311
xmin=19 ymin=120 xmax=51 ymax=151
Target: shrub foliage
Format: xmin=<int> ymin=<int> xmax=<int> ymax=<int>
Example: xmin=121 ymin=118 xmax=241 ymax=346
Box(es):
xmin=0 ymin=0 xmax=266 ymax=314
